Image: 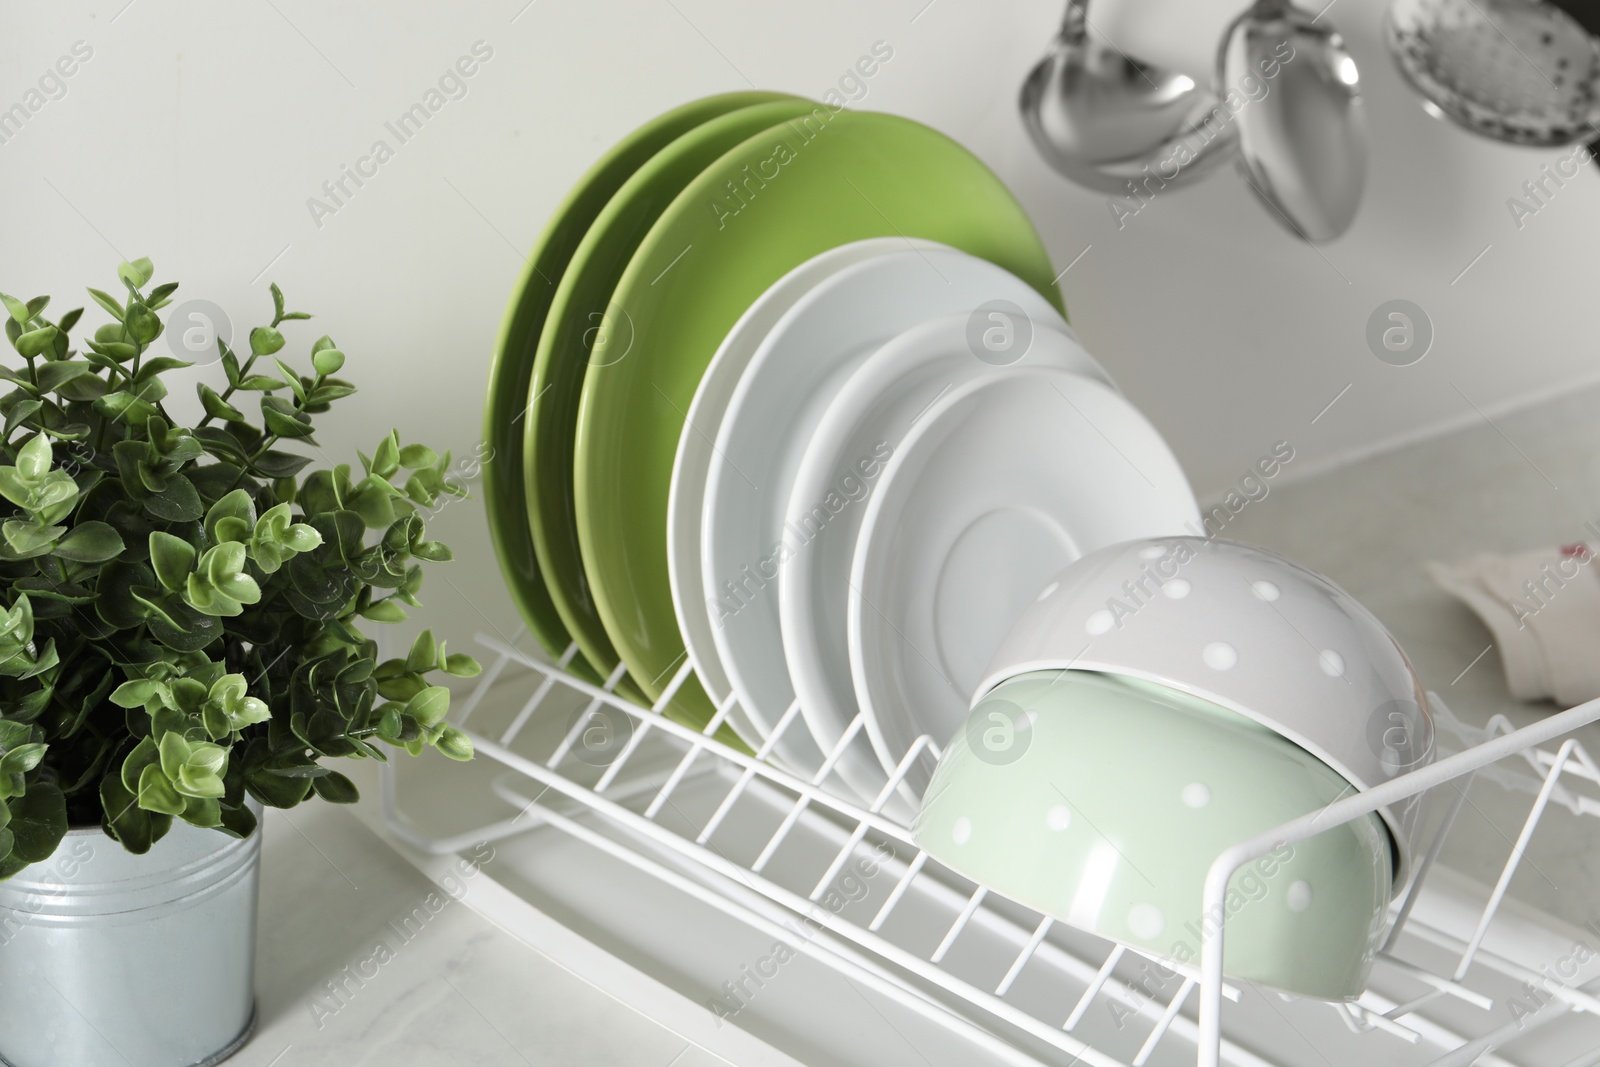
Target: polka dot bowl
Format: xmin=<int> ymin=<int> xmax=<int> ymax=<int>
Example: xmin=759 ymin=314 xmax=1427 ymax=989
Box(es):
xmin=975 ymin=536 xmax=1433 ymax=890
xmin=914 ymin=669 xmax=1393 ymax=1000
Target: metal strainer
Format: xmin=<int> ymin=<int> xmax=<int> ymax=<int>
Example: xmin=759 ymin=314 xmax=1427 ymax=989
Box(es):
xmin=1385 ymin=0 xmax=1600 ymax=145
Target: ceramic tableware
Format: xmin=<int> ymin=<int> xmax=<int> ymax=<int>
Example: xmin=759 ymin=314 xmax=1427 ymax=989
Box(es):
xmin=484 ymin=90 xmax=786 ymax=676
xmin=525 ymin=96 xmax=814 ymax=717
xmin=575 ymin=108 xmax=1065 ymax=727
xmin=915 ymin=668 xmax=1393 ymax=1000
xmin=701 ymin=247 xmax=1080 ymax=779
xmin=778 ymin=313 xmax=1107 ymax=806
xmin=668 ymin=237 xmax=922 ymax=753
xmin=977 ymin=536 xmax=1435 ymax=887
xmin=848 ymin=367 xmax=1199 ymax=801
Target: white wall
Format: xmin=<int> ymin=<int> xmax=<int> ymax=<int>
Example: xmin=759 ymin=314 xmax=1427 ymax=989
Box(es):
xmin=3 ymin=0 xmax=1596 ymax=651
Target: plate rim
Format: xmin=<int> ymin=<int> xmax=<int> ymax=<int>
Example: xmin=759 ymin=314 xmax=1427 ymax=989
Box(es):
xmin=778 ymin=315 xmax=1105 ymax=805
xmin=846 ymin=365 xmax=1200 ymax=799
xmin=699 ymin=246 xmax=1070 ymax=778
xmin=523 ymin=95 xmax=814 ymax=701
xmin=482 ymin=90 xmax=786 ymax=674
xmin=667 ymin=236 xmax=923 ymax=745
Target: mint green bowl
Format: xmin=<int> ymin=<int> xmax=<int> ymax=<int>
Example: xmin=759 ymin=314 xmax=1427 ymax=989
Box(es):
xmin=913 ymin=670 xmax=1392 ymax=1000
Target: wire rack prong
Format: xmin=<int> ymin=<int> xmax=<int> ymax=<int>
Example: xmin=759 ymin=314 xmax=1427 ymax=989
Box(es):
xmin=382 ymin=640 xmax=1600 ymax=1067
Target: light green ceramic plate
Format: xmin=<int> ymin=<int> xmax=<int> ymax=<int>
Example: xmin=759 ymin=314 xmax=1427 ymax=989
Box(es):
xmin=916 ymin=670 xmax=1392 ymax=1000
xmin=482 ymin=91 xmax=784 ymax=680
xmin=574 ymin=108 xmax=1065 ymax=724
xmin=525 ymin=97 xmax=812 ymax=712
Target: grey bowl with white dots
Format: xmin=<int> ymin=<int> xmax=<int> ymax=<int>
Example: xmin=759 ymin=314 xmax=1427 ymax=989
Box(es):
xmin=914 ymin=669 xmax=1392 ymax=1000
xmin=974 ymin=537 xmax=1433 ymax=890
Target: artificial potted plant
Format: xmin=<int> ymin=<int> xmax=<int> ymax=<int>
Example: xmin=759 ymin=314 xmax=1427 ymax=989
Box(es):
xmin=0 ymin=260 xmax=478 ymax=1067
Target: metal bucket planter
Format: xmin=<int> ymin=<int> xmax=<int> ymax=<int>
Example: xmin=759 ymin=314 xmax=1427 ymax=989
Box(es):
xmin=0 ymin=806 xmax=261 ymax=1067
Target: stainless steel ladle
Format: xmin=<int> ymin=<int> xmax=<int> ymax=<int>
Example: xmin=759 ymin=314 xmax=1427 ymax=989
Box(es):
xmin=1019 ymin=0 xmax=1239 ymax=196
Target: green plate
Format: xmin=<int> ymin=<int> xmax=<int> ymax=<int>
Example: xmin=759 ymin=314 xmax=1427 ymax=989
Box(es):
xmin=526 ymin=97 xmax=813 ymax=703
xmin=482 ymin=91 xmax=783 ymax=679
xmin=575 ymin=109 xmax=1065 ymax=724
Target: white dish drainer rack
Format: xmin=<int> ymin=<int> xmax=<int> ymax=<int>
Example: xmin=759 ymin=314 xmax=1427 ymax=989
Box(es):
xmin=381 ymin=631 xmax=1600 ymax=1067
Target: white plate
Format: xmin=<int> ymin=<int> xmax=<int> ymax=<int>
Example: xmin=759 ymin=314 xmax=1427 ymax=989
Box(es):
xmin=701 ymin=245 xmax=1092 ymax=783
xmin=778 ymin=314 xmax=1105 ymax=809
xmin=669 ymin=238 xmax=927 ymax=753
xmin=847 ymin=366 xmax=1199 ymax=801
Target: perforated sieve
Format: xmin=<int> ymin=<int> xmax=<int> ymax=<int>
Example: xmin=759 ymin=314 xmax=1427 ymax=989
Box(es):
xmin=1385 ymin=0 xmax=1600 ymax=145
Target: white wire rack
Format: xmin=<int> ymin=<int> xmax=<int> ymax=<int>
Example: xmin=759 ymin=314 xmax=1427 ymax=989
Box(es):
xmin=381 ymin=633 xmax=1600 ymax=1067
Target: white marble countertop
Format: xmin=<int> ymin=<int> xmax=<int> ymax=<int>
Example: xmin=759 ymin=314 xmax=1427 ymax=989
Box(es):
xmin=227 ymin=788 xmax=733 ymax=1067
xmin=1221 ymin=378 xmax=1600 ymax=929
xmin=224 ymin=380 xmax=1600 ymax=1066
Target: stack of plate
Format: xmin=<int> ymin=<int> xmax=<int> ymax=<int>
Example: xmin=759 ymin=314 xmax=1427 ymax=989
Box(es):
xmin=483 ymin=93 xmax=1201 ymax=808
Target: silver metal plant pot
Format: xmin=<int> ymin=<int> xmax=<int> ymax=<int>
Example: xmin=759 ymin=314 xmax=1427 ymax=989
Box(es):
xmin=0 ymin=805 xmax=262 ymax=1067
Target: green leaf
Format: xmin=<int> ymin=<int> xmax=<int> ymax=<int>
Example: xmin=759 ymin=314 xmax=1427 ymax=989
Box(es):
xmin=443 ymin=653 xmax=482 ymax=678
xmin=221 ymin=344 xmax=242 ymax=386
xmin=261 ymin=398 xmax=313 ymax=439
xmin=197 ymin=383 xmax=246 ymax=423
xmin=16 ymin=432 xmax=52 ymax=479
xmin=3 ymin=519 xmax=65 ymax=557
xmin=133 ymin=356 xmax=191 ymax=381
xmin=312 ymin=347 xmax=345 ymax=375
xmin=34 ymin=360 xmax=94 ymax=394
xmin=0 ymin=743 xmax=46 ymax=776
xmin=406 ymin=630 xmax=438 ymax=672
xmin=252 ymin=450 xmax=313 ymax=478
xmin=204 ymin=488 xmax=256 ymax=544
xmin=146 ymin=281 xmax=179 ymax=308
xmin=2 ymin=398 xmax=41 ymax=438
xmin=15 ymin=326 xmax=59 ymax=358
xmin=435 ymin=726 xmax=474 ymax=762
xmin=123 ymin=303 xmax=161 ymax=344
xmin=94 ymin=390 xmax=160 ymax=428
xmin=360 ymin=599 xmax=407 ymax=623
xmin=137 ymin=763 xmax=186 ymax=816
xmin=398 ymin=444 xmax=438 ymax=469
xmin=100 ymin=775 xmax=153 ymax=853
xmin=0 ymin=470 xmax=29 ymax=510
xmin=85 ymin=287 xmax=125 ymax=321
xmin=270 ymin=282 xmax=286 ymax=323
xmin=87 ymin=339 xmax=139 ymax=363
xmin=306 ymin=382 xmax=357 ymax=406
xmin=180 ymin=796 xmax=222 ymax=828
xmin=8 ymin=782 xmax=67 ymax=863
xmin=52 ymin=521 xmax=124 ymax=563
xmin=372 ymin=432 xmax=400 ymax=479
xmin=118 ymin=257 xmax=155 ymax=290
xmin=311 ymin=771 xmax=359 ymax=804
xmin=219 ymin=803 xmax=257 ymax=838
xmin=0 ymin=292 xmax=31 ymax=326
xmin=272 ymin=358 xmax=306 ymax=403
xmin=411 ymin=541 xmax=453 ymax=562
xmin=148 ymin=531 xmax=197 ymax=591
xmin=405 ymin=686 xmax=450 ymax=727
xmin=245 ymin=770 xmax=312 ymax=808
xmin=143 ymin=475 xmax=202 ymax=521
xmin=249 ymin=326 xmax=285 ymax=356
xmin=111 ymin=679 xmax=167 ymax=711
xmin=118 ymin=736 xmax=158 ymax=794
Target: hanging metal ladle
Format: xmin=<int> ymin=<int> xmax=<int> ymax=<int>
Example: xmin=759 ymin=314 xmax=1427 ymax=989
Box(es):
xmin=1020 ymin=0 xmax=1369 ymax=242
xmin=1018 ymin=0 xmax=1239 ymax=196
